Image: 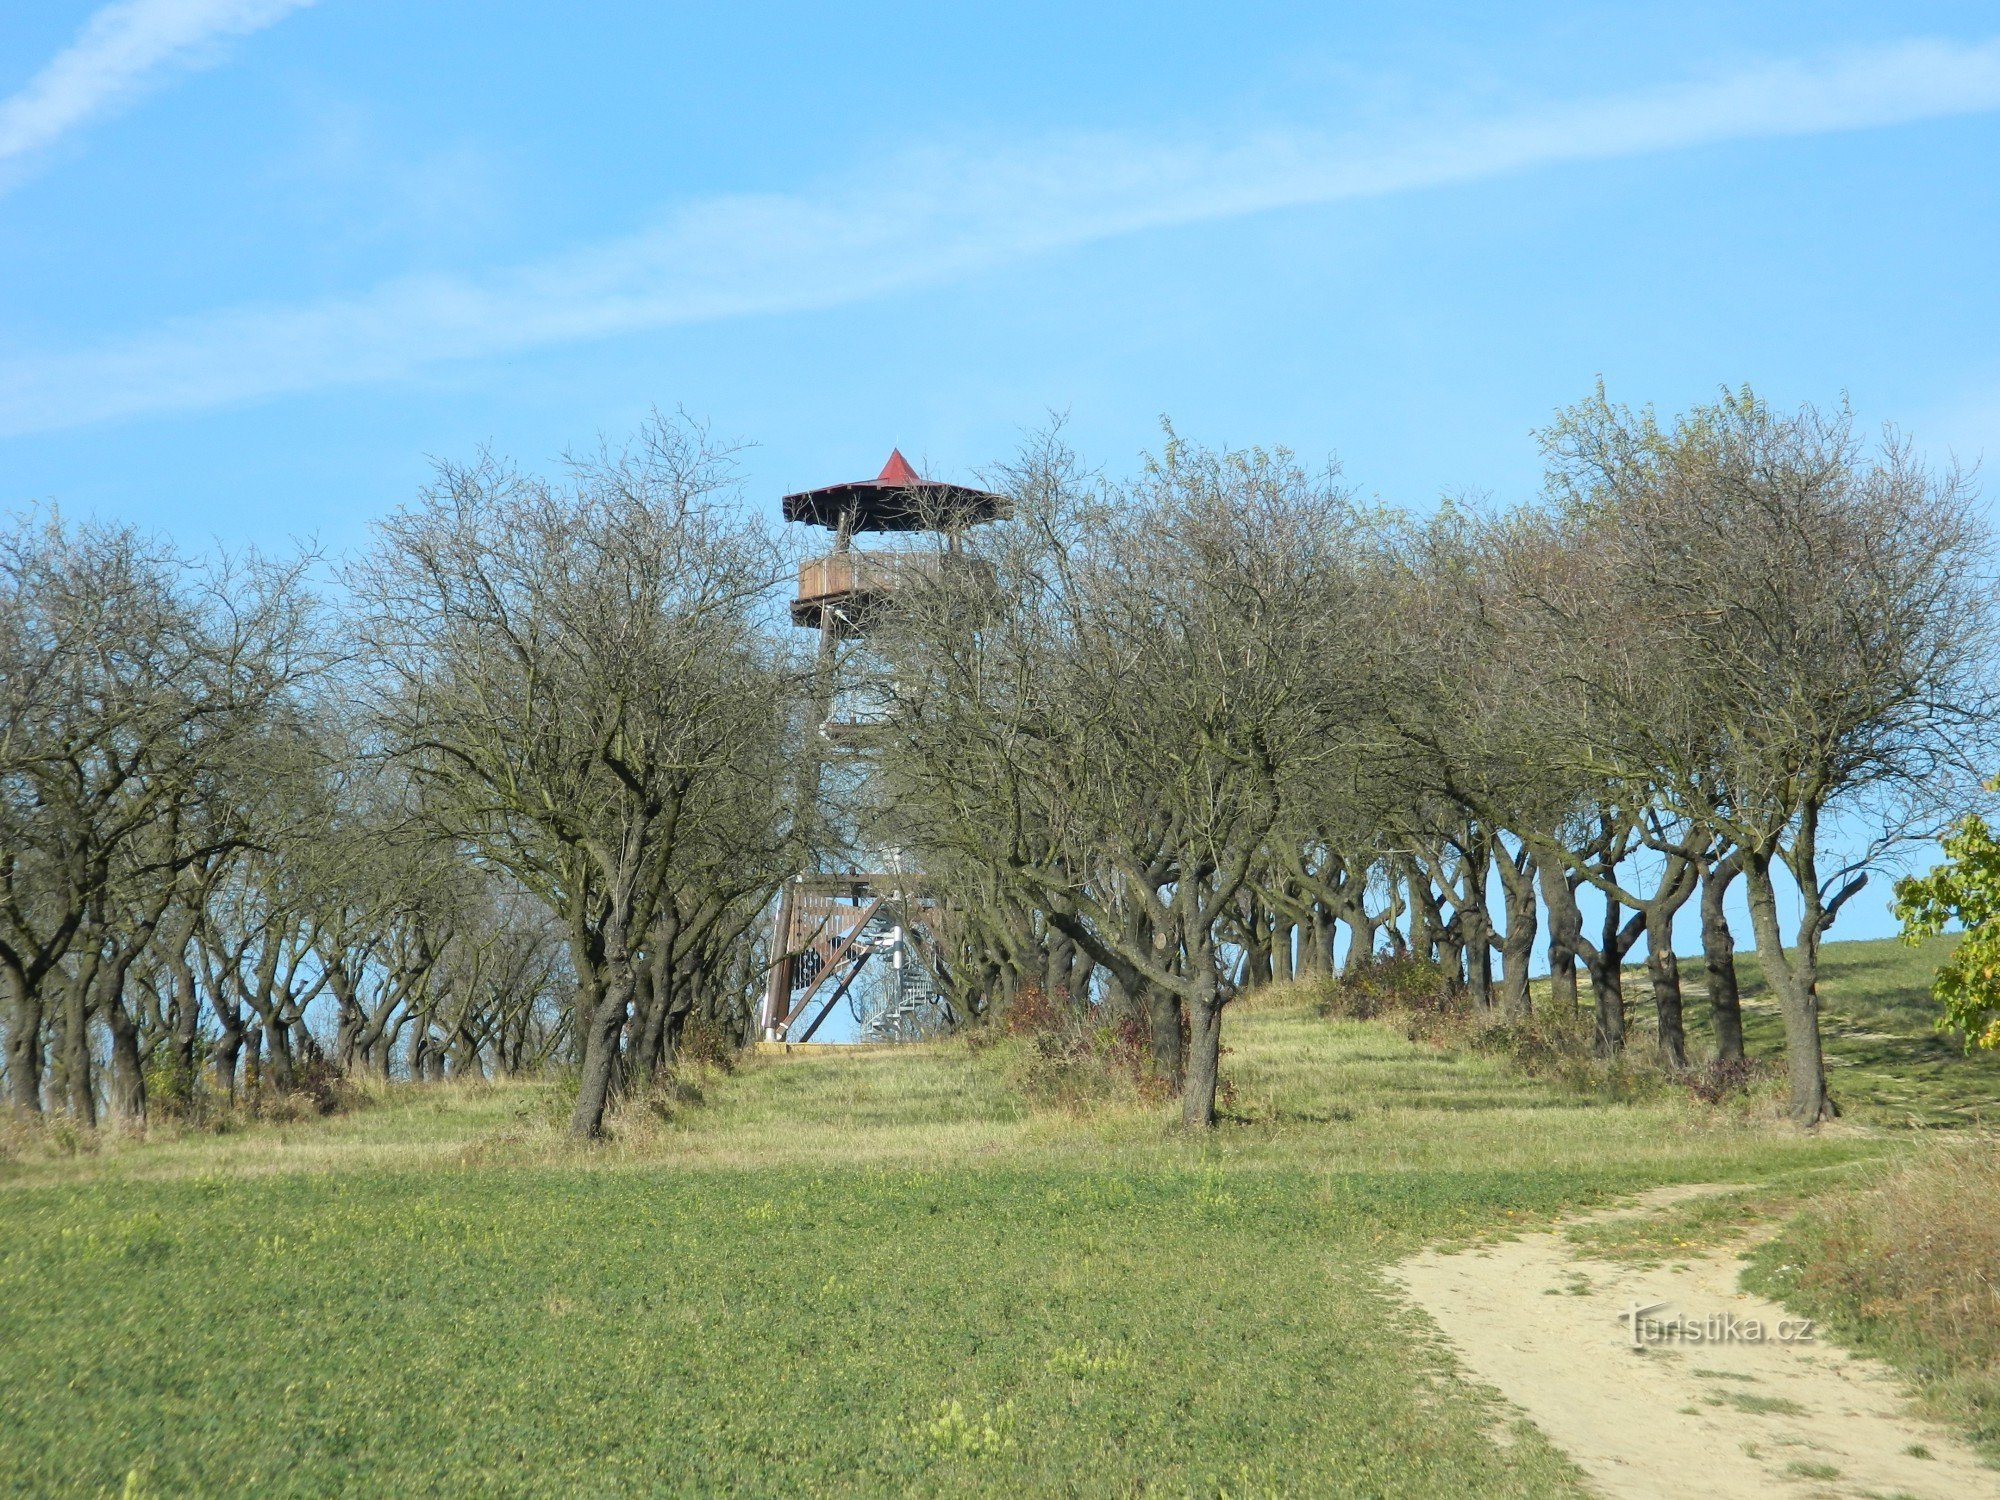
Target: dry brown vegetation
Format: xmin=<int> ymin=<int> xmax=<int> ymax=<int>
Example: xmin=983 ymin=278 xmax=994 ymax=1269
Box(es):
xmin=1750 ymin=1134 xmax=2000 ymax=1448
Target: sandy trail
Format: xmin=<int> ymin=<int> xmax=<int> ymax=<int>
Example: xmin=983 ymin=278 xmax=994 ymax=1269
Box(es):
xmin=1390 ymin=1186 xmax=1999 ymax=1499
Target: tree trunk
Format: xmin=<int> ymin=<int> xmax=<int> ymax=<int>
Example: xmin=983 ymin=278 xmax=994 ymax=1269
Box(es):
xmin=1744 ymin=853 xmax=1832 ymax=1126
xmin=1539 ymin=863 xmax=1581 ymax=1017
xmin=569 ymin=898 xmax=637 ymax=1139
xmin=164 ymin=945 xmax=200 ymax=1101
xmin=568 ymin=977 xmax=632 ymax=1138
xmin=63 ymin=954 xmax=99 ymax=1127
xmin=1495 ymin=848 xmax=1537 ymax=1019
xmin=1643 ymin=906 xmax=1687 ymax=1069
xmin=2 ymin=960 xmax=42 ymax=1112
xmin=630 ymin=964 xmax=666 ymax=1082
xmin=242 ymin=934 xmax=289 ymax=1093
xmin=1241 ymin=897 xmax=1270 ymax=991
xmin=104 ymin=997 xmax=147 ymax=1128
xmin=1407 ymin=861 xmax=1442 ymax=965
xmin=262 ymin=1009 xmax=296 ymax=1093
xmin=1590 ymin=898 xmax=1625 ymax=1058
xmin=1458 ymin=834 xmax=1495 ymax=1014
xmin=1181 ymin=984 xmax=1223 ymax=1128
xmin=1459 ymin=904 xmax=1493 ymax=1015
xmin=1147 ymin=986 xmax=1184 ymax=1090
xmin=1435 ymin=915 xmax=1466 ymax=992
xmin=213 ymin=997 xmax=243 ymax=1099
xmin=330 ymin=963 xmax=365 ymax=1073
xmin=1071 ymin=948 xmax=1098 ymax=1008
xmin=1701 ymin=855 xmax=1745 ymax=1064
xmin=1044 ymin=931 xmax=1076 ymax=1005
xmin=1270 ymin=918 xmax=1294 ymax=984
xmin=1336 ymin=887 xmax=1370 ymax=976
xmin=663 ymin=978 xmax=694 ymax=1068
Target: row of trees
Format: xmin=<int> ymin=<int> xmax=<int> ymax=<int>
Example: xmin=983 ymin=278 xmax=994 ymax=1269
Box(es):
xmin=867 ymin=390 xmax=1994 ymax=1127
xmin=1 ymin=422 xmax=807 ymax=1139
xmin=3 ymin=390 xmax=1991 ymax=1136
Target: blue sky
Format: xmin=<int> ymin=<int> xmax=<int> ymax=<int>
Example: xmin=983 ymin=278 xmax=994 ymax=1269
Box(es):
xmin=5 ymin=1 xmax=1999 ymax=949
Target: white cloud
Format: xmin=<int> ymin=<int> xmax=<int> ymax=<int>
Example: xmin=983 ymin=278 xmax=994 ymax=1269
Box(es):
xmin=0 ymin=0 xmax=313 ymax=167
xmin=4 ymin=34 xmax=2000 ymax=436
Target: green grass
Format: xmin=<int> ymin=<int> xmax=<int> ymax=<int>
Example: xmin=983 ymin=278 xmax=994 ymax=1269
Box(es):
xmin=1740 ymin=934 xmax=2000 ymax=1126
xmin=0 ymin=936 xmax=1964 ymax=1496
xmin=1548 ymin=933 xmax=2000 ymax=1127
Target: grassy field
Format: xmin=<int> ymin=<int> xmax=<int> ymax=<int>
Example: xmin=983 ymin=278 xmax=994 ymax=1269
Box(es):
xmin=0 ymin=937 xmax=1976 ymax=1496
xmin=1593 ymin=933 xmax=2000 ymax=1126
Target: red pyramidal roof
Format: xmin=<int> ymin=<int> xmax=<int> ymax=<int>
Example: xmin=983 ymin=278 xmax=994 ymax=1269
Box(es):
xmin=780 ymin=448 xmax=1007 ymax=533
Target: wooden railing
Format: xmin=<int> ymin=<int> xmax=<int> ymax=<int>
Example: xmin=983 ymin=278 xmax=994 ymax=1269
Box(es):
xmin=790 ymin=549 xmax=993 ymax=630
xmin=794 ymin=549 xmax=945 ymax=606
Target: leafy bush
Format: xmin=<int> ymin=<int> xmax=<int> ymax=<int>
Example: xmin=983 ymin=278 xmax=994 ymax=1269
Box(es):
xmin=142 ymin=1040 xmax=210 ymax=1122
xmin=1894 ymin=801 xmax=2000 ymax=1049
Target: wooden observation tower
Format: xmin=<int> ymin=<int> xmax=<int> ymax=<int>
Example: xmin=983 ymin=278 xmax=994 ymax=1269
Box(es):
xmin=758 ymin=451 xmax=1005 ymax=1043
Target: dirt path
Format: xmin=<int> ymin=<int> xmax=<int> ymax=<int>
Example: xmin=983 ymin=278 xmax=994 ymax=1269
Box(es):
xmin=1390 ymin=1186 xmax=1998 ymax=1499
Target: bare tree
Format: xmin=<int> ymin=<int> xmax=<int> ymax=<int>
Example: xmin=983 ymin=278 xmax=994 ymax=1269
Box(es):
xmin=875 ymin=427 xmax=1383 ymax=1126
xmin=0 ymin=511 xmax=316 ymax=1121
xmin=352 ymin=417 xmax=794 ymax=1138
xmin=1535 ymin=386 xmax=1998 ymax=1122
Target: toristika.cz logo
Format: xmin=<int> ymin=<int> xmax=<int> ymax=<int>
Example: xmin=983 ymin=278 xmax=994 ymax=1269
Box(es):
xmin=1618 ymin=1301 xmax=1816 ymax=1348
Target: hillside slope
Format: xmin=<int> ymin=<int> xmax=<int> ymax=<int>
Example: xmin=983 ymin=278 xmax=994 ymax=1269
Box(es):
xmin=0 ymin=937 xmax=1968 ymax=1496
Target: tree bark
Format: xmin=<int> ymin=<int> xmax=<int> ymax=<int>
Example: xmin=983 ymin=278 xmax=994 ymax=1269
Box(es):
xmin=95 ymin=938 xmax=155 ymax=1128
xmin=1407 ymin=861 xmax=1443 ymax=965
xmin=2 ymin=959 xmax=42 ymax=1112
xmin=212 ymin=997 xmax=242 ymax=1098
xmin=1458 ymin=835 xmax=1495 ymax=1016
xmin=1270 ymin=917 xmax=1295 ymax=984
xmin=1701 ymin=854 xmax=1745 ymax=1064
xmin=1334 ymin=886 xmax=1369 ymax=976
xmin=1044 ymin=930 xmax=1076 ymax=1005
xmin=1147 ymin=987 xmax=1185 ymax=1090
xmin=330 ymin=962 xmax=365 ymax=1074
xmin=104 ymin=996 xmax=146 ymax=1127
xmin=569 ymin=896 xmax=637 ymax=1139
xmin=162 ymin=934 xmax=200 ymax=1101
xmin=63 ymin=952 xmax=99 ymax=1127
xmin=1744 ymin=852 xmax=1833 ymax=1126
xmin=1181 ymin=983 xmax=1223 ymax=1128
xmin=1539 ymin=864 xmax=1580 ymax=1017
xmin=1494 ymin=846 xmax=1537 ymax=1019
xmin=568 ymin=978 xmax=632 ymax=1138
xmin=1643 ymin=909 xmax=1686 ymax=1069
xmin=1240 ymin=896 xmax=1270 ymax=991
xmin=1590 ymin=897 xmax=1626 ymax=1058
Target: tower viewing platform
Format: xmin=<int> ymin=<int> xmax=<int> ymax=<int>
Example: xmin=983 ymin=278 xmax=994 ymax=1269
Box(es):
xmin=783 ymin=448 xmax=1006 ymax=637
